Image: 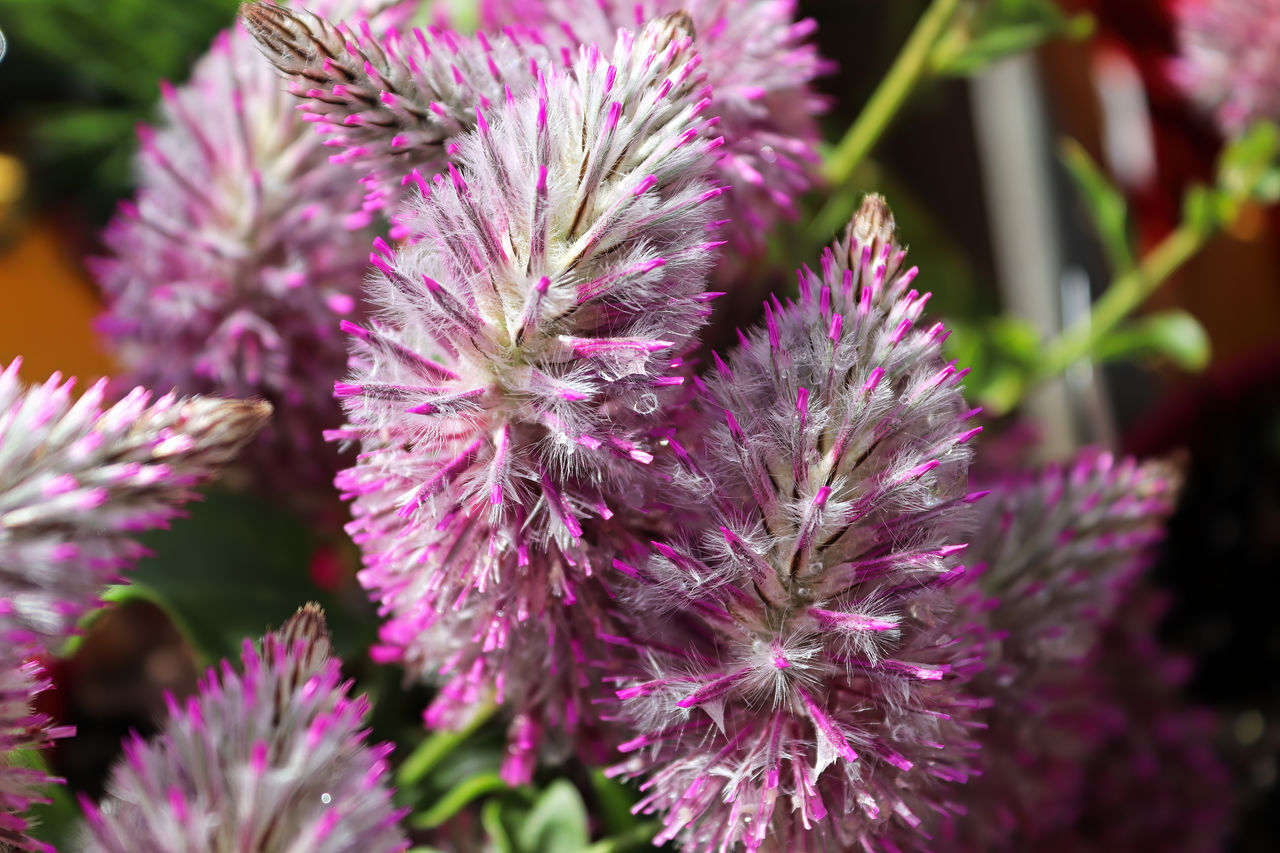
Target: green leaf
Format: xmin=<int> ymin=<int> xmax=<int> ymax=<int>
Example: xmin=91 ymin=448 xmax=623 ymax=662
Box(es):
xmin=1217 ymin=122 xmax=1280 ymax=206
xmin=482 ymin=798 xmax=518 ymax=853
xmin=116 ymin=490 xmax=376 ymax=663
xmin=932 ymin=0 xmax=1093 ymax=76
xmin=517 ymin=780 xmax=591 ymax=853
xmin=1060 ymin=139 xmax=1136 ymax=274
xmin=1093 ymin=309 xmax=1212 ymax=371
xmin=590 ymin=770 xmax=642 ymax=837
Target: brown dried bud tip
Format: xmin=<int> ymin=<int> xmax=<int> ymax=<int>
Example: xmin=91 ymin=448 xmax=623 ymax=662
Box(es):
xmin=240 ymin=2 xmax=320 ymax=66
xmin=846 ymin=194 xmax=899 ymax=266
xmin=270 ymin=603 xmax=334 ymax=706
xmin=665 ymin=10 xmax=696 ymax=41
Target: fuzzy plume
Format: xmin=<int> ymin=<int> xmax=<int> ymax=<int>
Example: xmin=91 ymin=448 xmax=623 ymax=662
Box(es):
xmin=93 ymin=2 xmax=406 ymax=493
xmin=0 ymin=359 xmax=269 ymax=649
xmin=243 ymin=1 xmax=551 ymax=218
xmin=611 ymin=196 xmax=987 ymax=852
xmin=79 ymin=605 xmax=409 ymax=853
xmin=1 ymin=646 xmax=72 ymax=853
xmin=330 ymin=15 xmax=724 ymax=777
xmin=480 ymin=0 xmax=829 ymax=249
xmin=940 ymin=452 xmax=1187 ymax=849
xmin=1172 ymin=0 xmax=1280 ymax=134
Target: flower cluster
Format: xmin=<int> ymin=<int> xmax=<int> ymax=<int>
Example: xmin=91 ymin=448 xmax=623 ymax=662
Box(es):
xmin=80 ymin=605 xmax=409 ymax=853
xmin=93 ymin=1 xmax=407 ymax=492
xmin=479 ymin=0 xmax=828 ymax=247
xmin=1172 ymin=0 xmax=1280 ymax=134
xmin=611 ymin=197 xmax=988 ymax=851
xmin=0 ymin=358 xmax=269 ymax=648
xmin=330 ymin=13 xmax=724 ymax=776
xmin=1 ymin=647 xmax=71 ymax=853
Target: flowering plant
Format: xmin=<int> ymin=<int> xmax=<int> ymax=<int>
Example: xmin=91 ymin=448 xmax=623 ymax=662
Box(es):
xmin=3 ymin=0 xmax=1277 ymax=850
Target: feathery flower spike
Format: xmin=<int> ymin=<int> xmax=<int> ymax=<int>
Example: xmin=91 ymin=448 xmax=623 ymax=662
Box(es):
xmin=941 ymin=451 xmax=1186 ymax=850
xmin=243 ymin=1 xmax=552 ymax=218
xmin=94 ymin=1 xmax=406 ymax=492
xmin=80 ymin=604 xmax=410 ymax=853
xmin=1172 ymin=0 xmax=1280 ymax=134
xmin=331 ymin=15 xmax=723 ymax=777
xmin=0 ymin=358 xmax=270 ymax=648
xmin=480 ymin=0 xmax=829 ymax=248
xmin=612 ymin=196 xmax=986 ymax=852
xmin=1 ymin=646 xmax=72 ymax=853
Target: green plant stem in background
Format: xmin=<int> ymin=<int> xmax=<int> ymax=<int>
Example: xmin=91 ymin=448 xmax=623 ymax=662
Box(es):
xmin=396 ymin=696 xmax=499 ymax=788
xmin=810 ymin=0 xmax=964 ymax=240
xmin=1035 ymin=223 xmax=1206 ymax=379
xmin=584 ymin=821 xmax=663 ymax=853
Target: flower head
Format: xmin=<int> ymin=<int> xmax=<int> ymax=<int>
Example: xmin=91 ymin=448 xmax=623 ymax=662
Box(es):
xmin=0 ymin=359 xmax=269 ymax=649
xmin=1 ymin=646 xmax=72 ymax=853
xmin=80 ymin=604 xmax=409 ymax=853
xmin=1172 ymin=0 xmax=1280 ymax=134
xmin=612 ymin=197 xmax=987 ymax=851
xmin=941 ymin=451 xmax=1187 ymax=849
xmin=480 ymin=0 xmax=829 ymax=248
xmin=331 ymin=15 xmax=723 ymax=775
xmin=93 ymin=3 xmax=401 ymax=491
xmin=244 ymin=2 xmax=551 ymax=218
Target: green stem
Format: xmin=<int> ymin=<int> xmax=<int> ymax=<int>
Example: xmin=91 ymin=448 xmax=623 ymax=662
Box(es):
xmin=395 ymin=696 xmax=498 ymax=788
xmin=408 ymin=771 xmax=509 ymax=829
xmin=811 ymin=0 xmax=964 ymax=239
xmin=1034 ymin=223 xmax=1207 ymax=379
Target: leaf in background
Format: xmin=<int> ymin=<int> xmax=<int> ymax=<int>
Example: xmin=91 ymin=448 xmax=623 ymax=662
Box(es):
xmin=1060 ymin=138 xmax=1136 ymax=275
xmin=110 ymin=490 xmax=376 ymax=664
xmin=516 ymin=780 xmax=591 ymax=853
xmin=1093 ymin=309 xmax=1212 ymax=372
xmin=931 ymin=0 xmax=1092 ymax=77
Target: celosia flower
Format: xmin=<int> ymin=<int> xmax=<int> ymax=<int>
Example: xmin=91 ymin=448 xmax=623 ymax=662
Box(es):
xmin=940 ymin=451 xmax=1186 ymax=850
xmin=1 ymin=646 xmax=72 ymax=853
xmin=93 ymin=1 xmax=405 ymax=492
xmin=611 ymin=197 xmax=987 ymax=851
xmin=331 ymin=14 xmax=724 ymax=778
xmin=481 ymin=0 xmax=829 ymax=248
xmin=0 ymin=358 xmax=270 ymax=649
xmin=1171 ymin=0 xmax=1280 ymax=134
xmin=80 ymin=604 xmax=409 ymax=853
xmin=244 ymin=2 xmax=551 ymax=218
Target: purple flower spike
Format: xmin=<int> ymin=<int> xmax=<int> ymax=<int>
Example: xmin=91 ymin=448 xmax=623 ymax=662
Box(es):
xmin=80 ymin=604 xmax=410 ymax=853
xmin=612 ymin=197 xmax=986 ymax=852
xmin=941 ymin=452 xmax=1187 ymax=850
xmin=1172 ymin=0 xmax=1280 ymax=134
xmin=1 ymin=646 xmax=72 ymax=853
xmin=94 ymin=2 xmax=404 ymax=492
xmin=244 ymin=2 xmax=552 ymax=218
xmin=0 ymin=358 xmax=270 ymax=649
xmin=332 ymin=14 xmax=723 ymax=775
xmin=481 ymin=0 xmax=829 ymax=249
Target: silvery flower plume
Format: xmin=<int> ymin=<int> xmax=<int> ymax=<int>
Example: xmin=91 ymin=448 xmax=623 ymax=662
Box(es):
xmin=80 ymin=604 xmax=409 ymax=853
xmin=1 ymin=645 xmax=72 ymax=853
xmin=94 ymin=1 xmax=407 ymax=493
xmin=1172 ymin=0 xmax=1280 ymax=134
xmin=480 ymin=0 xmax=829 ymax=249
xmin=0 ymin=358 xmax=270 ymax=649
xmin=243 ymin=1 xmax=552 ymax=218
xmin=330 ymin=15 xmax=723 ymax=774
xmin=612 ymin=196 xmax=987 ymax=852
xmin=938 ymin=451 xmax=1186 ymax=850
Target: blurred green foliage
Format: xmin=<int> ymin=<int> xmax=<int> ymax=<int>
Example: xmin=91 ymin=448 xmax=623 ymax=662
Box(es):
xmin=0 ymin=0 xmax=237 ymax=220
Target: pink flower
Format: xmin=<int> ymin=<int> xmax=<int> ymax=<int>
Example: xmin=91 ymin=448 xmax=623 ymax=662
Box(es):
xmin=330 ymin=15 xmax=724 ymax=779
xmin=0 ymin=358 xmax=269 ymax=649
xmin=80 ymin=605 xmax=409 ymax=853
xmin=0 ymin=646 xmax=72 ymax=853
xmin=244 ymin=2 xmax=551 ymax=219
xmin=1172 ymin=0 xmax=1280 ymax=134
xmin=611 ymin=197 xmax=988 ymax=851
xmin=480 ymin=0 xmax=829 ymax=249
xmin=93 ymin=2 xmax=403 ymax=492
